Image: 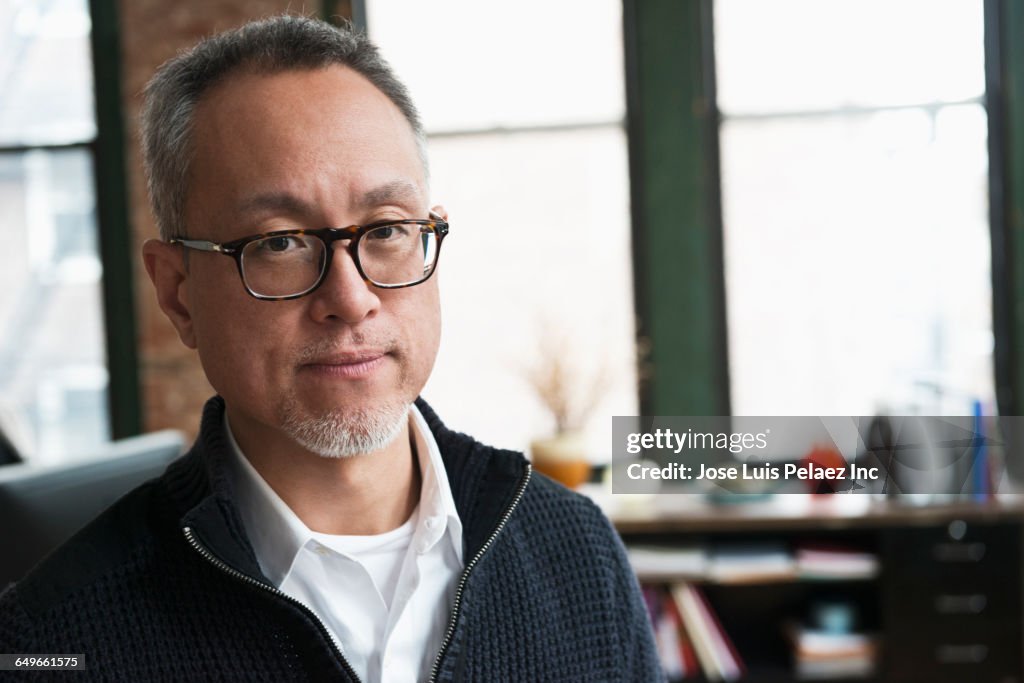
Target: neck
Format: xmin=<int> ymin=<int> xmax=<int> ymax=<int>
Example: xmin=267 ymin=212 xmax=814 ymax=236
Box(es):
xmin=226 ymin=406 xmax=421 ymax=535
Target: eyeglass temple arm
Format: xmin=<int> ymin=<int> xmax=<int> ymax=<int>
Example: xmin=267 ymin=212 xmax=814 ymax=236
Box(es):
xmin=169 ymin=238 xmax=229 ymax=253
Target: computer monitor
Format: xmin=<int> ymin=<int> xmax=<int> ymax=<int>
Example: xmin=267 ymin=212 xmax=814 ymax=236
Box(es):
xmin=0 ymin=430 xmax=185 ymax=587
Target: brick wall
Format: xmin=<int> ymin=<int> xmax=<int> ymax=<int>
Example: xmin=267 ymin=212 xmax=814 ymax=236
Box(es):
xmin=118 ymin=2 xmax=350 ymax=438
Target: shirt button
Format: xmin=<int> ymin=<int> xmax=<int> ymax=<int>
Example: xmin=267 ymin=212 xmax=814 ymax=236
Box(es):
xmin=424 ymin=517 xmax=439 ymax=531
xmin=314 ymin=545 xmax=329 ymax=556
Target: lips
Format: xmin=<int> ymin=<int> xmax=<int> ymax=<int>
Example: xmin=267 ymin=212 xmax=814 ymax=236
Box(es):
xmin=301 ymin=351 xmax=387 ymax=379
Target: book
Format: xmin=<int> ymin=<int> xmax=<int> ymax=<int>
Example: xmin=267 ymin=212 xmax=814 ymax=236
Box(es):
xmin=654 ymin=599 xmax=685 ymax=679
xmin=662 ymin=585 xmax=699 ymax=676
xmin=789 ymin=627 xmax=877 ymax=680
xmin=642 ymin=584 xmax=701 ymax=678
xmin=628 ymin=545 xmax=708 ymax=580
xmin=708 ymin=542 xmax=796 ymax=584
xmin=692 ymin=586 xmax=746 ymax=679
xmin=795 ymin=629 xmax=875 ymax=659
xmin=795 ymin=658 xmax=874 ymax=680
xmin=672 ymin=583 xmax=722 ymax=680
xmin=672 ymin=583 xmax=744 ymax=681
xmin=795 ymin=543 xmax=879 ymax=580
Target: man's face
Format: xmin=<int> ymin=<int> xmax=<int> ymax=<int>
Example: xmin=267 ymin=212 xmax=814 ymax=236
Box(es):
xmin=166 ymin=65 xmax=440 ymax=454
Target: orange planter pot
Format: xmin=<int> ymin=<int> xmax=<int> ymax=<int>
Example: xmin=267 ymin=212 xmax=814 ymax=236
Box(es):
xmin=530 ymin=433 xmax=592 ymax=489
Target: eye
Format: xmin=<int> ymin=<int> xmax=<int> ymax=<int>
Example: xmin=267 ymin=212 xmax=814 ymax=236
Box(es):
xmin=367 ymin=224 xmax=410 ymax=241
xmin=259 ymin=235 xmax=305 ymax=252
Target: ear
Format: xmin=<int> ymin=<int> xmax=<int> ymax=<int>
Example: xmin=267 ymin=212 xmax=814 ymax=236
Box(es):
xmin=430 ymin=204 xmax=449 ymax=222
xmin=142 ymin=239 xmax=197 ymax=349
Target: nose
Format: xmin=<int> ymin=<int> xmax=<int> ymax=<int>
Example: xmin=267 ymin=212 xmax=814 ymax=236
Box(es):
xmin=306 ymin=243 xmax=381 ymax=324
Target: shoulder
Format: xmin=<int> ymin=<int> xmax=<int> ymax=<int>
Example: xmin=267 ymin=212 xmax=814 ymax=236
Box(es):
xmin=522 ymin=468 xmax=609 ymax=524
xmin=1 ymin=477 xmax=167 ymax=621
xmin=429 ymin=414 xmax=625 ymax=565
xmin=512 ymin=468 xmax=630 ymax=566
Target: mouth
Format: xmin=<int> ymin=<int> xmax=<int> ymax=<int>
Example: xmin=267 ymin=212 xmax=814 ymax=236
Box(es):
xmin=300 ymin=351 xmax=388 ymax=380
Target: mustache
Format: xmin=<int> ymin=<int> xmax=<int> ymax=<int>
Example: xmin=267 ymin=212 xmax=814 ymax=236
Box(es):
xmin=294 ymin=333 xmax=398 ymax=364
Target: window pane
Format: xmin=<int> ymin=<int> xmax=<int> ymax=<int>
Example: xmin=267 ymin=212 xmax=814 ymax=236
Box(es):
xmin=421 ymin=127 xmax=638 ymax=454
xmin=715 ymin=0 xmax=985 ymax=116
xmin=367 ymin=0 xmax=625 ymax=132
xmin=0 ymin=0 xmax=96 ymax=146
xmin=0 ymin=148 xmax=109 ymax=461
xmin=717 ymin=0 xmax=992 ymax=416
xmin=371 ymin=3 xmax=636 ymax=458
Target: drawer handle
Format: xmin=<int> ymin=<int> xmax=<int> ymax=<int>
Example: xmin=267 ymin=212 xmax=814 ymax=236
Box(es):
xmin=932 ymin=542 xmax=986 ymax=562
xmin=935 ymin=644 xmax=988 ymax=664
xmin=934 ymin=594 xmax=987 ymax=614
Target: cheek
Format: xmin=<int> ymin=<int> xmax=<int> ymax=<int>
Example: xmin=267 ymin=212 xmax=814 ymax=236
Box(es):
xmin=192 ymin=305 xmax=260 ymax=398
xmin=404 ymin=285 xmax=442 ymax=379
xmin=188 ymin=270 xmax=290 ymax=400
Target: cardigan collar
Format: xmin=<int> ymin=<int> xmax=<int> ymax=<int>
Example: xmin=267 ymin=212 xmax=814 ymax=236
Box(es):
xmin=160 ymin=396 xmax=528 ymax=585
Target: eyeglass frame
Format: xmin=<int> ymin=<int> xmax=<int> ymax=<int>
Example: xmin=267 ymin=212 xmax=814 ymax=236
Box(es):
xmin=167 ymin=213 xmax=450 ymax=301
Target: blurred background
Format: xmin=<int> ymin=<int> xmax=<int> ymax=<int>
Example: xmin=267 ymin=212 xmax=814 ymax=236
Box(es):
xmin=1 ymin=0 xmax=1014 ymax=466
xmin=5 ymin=2 xmax=1024 ymax=680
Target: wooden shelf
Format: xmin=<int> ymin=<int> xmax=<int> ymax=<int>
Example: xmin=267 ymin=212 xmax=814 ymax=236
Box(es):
xmin=594 ymin=490 xmax=1024 ymax=535
xmin=636 ymin=573 xmax=878 ymax=585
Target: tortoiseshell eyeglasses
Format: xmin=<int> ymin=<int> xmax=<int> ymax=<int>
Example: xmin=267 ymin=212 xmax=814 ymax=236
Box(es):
xmin=168 ymin=215 xmax=449 ymax=301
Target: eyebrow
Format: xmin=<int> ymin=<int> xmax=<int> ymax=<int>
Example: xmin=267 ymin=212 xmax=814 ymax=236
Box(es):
xmin=236 ymin=180 xmax=423 ymax=221
xmin=354 ymin=180 xmax=423 ymax=212
xmin=236 ymin=192 xmax=316 ymax=218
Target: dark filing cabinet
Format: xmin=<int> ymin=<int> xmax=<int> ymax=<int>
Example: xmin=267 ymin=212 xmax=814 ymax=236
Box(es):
xmin=883 ymin=520 xmax=1023 ymax=683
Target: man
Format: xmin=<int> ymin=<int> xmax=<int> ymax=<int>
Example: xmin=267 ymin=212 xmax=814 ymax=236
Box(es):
xmin=0 ymin=15 xmax=660 ymax=682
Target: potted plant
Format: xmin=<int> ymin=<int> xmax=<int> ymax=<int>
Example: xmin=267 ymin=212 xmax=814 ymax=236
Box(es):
xmin=525 ymin=329 xmax=611 ymax=489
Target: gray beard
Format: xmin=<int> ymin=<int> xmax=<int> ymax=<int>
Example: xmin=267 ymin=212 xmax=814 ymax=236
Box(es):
xmin=280 ymin=399 xmax=410 ymax=458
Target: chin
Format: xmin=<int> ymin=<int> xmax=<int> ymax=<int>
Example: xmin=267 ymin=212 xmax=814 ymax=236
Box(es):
xmin=279 ymin=394 xmax=411 ymax=458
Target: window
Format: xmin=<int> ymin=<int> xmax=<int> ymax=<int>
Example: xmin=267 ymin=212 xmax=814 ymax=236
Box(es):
xmin=0 ymin=0 xmax=109 ymax=462
xmin=368 ymin=0 xmax=638 ymax=456
xmin=715 ymin=0 xmax=993 ymax=415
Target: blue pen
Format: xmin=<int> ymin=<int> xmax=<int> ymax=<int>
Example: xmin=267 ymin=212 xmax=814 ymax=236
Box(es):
xmin=972 ymin=399 xmax=988 ymax=502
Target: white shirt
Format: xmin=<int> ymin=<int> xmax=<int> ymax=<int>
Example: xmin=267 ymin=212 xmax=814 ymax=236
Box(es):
xmin=223 ymin=406 xmax=464 ymax=683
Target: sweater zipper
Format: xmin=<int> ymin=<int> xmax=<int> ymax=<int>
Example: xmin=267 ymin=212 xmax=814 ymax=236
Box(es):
xmin=182 ymin=526 xmax=363 ymax=683
xmin=428 ymin=463 xmax=532 ymax=683
xmin=183 ymin=462 xmax=530 ymax=683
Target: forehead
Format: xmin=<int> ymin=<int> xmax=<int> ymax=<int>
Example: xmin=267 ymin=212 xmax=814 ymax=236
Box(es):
xmin=186 ymin=65 xmax=425 ymax=230
xmin=198 ymin=63 xmax=408 ymax=130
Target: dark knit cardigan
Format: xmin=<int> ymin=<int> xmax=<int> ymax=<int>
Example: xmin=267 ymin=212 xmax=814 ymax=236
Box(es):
xmin=0 ymin=397 xmax=662 ymax=682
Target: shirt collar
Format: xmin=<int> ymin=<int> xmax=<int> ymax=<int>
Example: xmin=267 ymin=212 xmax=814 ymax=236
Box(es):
xmin=410 ymin=404 xmax=463 ymax=563
xmin=222 ymin=414 xmax=308 ymax=587
xmin=222 ymin=404 xmax=463 ymax=587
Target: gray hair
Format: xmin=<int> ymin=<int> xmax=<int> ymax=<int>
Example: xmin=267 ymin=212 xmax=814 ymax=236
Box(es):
xmin=140 ymin=14 xmax=427 ymax=241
